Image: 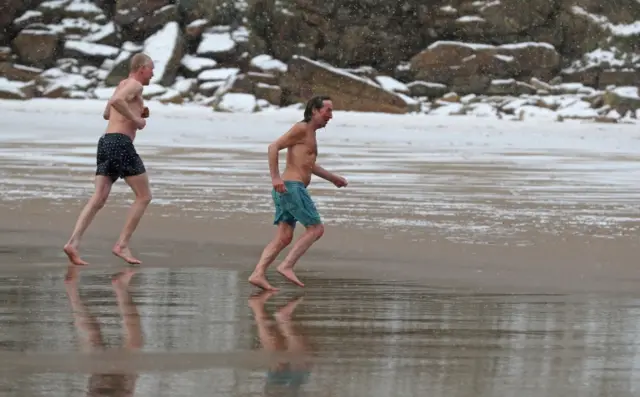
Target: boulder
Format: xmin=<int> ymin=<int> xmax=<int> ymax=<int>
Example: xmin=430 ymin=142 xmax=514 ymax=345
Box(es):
xmin=12 ymin=27 xmax=61 ymax=68
xmin=409 ymin=41 xmax=560 ymax=94
xmin=0 ymin=62 xmax=42 ymax=82
xmin=280 ymin=55 xmax=420 ymax=114
xmin=127 ymin=5 xmax=179 ymax=42
xmin=63 ymin=40 xmax=120 ymax=66
xmin=406 ymin=81 xmax=449 ymax=98
xmin=603 ymin=86 xmax=640 ymax=115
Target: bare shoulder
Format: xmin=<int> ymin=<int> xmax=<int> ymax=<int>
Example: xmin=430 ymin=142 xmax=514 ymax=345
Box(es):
xmin=111 ymin=78 xmax=142 ymax=101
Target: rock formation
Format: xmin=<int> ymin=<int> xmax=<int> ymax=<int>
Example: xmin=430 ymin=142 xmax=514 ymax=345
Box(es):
xmin=0 ymin=0 xmax=639 ymax=119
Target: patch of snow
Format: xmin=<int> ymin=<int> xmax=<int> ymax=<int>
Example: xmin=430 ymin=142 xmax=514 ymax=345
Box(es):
xmin=65 ymin=40 xmax=119 ymax=58
xmin=439 ymin=5 xmax=457 ymax=13
xmin=198 ymin=68 xmax=239 ymax=81
xmin=250 ymin=54 xmax=287 ymax=73
xmin=172 ymin=78 xmax=196 ymax=95
xmin=187 ymin=19 xmax=208 ymax=28
xmin=572 ymin=6 xmax=640 ymax=37
xmin=408 ymin=81 xmax=447 ymax=89
xmin=232 ymin=26 xmax=250 ymax=42
xmin=93 ymin=87 xmax=114 ymax=99
xmin=468 ymin=103 xmax=497 ymax=117
xmin=197 ymin=32 xmax=236 ymax=55
xmin=39 ymin=0 xmax=69 ymax=11
xmin=494 ymin=54 xmax=515 ymax=62
xmin=84 ymin=22 xmax=115 ymax=43
xmin=93 ymin=69 xmax=108 ymax=80
xmin=492 ymin=79 xmax=516 ymax=85
xmin=123 ymin=41 xmax=143 ymax=53
xmin=20 ymin=29 xmax=57 ymax=37
xmin=428 ymin=41 xmax=494 ymax=51
xmin=157 ymin=88 xmax=181 ymax=102
xmin=500 ymin=42 xmax=555 ymax=50
xmin=612 ymin=86 xmax=639 ymax=99
xmin=557 ymin=101 xmax=598 ymax=118
xmin=14 ymin=10 xmax=42 ymax=25
xmin=0 ymin=78 xmax=27 ymax=98
xmin=375 ymin=76 xmax=409 ymax=93
xmin=457 ymin=15 xmax=485 ymax=22
xmin=607 ymin=109 xmax=621 ymax=119
xmin=181 ymin=55 xmax=217 ymax=73
xmin=144 ymin=21 xmax=180 ymax=85
xmin=430 ymin=103 xmax=464 ymax=115
xmin=200 ymin=81 xmax=224 ymax=91
xmin=142 ymin=84 xmax=167 ymax=97
xmin=65 ymin=0 xmax=103 ymax=15
xmin=216 ymin=93 xmax=257 ymax=113
xmin=396 ymin=92 xmax=420 ymax=107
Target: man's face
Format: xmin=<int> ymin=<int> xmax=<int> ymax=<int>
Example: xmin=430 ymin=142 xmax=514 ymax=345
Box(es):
xmin=140 ymin=62 xmax=154 ymax=85
xmin=314 ymin=100 xmax=333 ymax=127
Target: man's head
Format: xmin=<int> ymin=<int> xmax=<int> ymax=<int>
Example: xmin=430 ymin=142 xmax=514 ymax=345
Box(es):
xmin=303 ymin=95 xmax=333 ymax=128
xmin=129 ymin=53 xmax=154 ymax=86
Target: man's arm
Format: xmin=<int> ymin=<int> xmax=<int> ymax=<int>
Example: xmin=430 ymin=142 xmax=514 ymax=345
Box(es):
xmin=312 ymin=164 xmax=337 ymax=184
xmin=102 ymin=102 xmax=111 ymax=120
xmin=267 ymin=123 xmax=306 ymax=180
xmin=107 ymin=80 xmax=143 ymax=122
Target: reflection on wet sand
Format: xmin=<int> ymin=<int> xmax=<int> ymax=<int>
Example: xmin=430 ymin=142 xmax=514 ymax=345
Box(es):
xmin=65 ymin=265 xmax=142 ymax=397
xmin=248 ymin=292 xmax=312 ymax=396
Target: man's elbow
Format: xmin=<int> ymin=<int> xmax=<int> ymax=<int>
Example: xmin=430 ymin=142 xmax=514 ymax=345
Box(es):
xmin=267 ymin=143 xmax=280 ymax=154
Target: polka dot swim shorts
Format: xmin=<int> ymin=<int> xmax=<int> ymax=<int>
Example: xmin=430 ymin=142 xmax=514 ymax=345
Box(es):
xmin=96 ymin=133 xmax=146 ymax=182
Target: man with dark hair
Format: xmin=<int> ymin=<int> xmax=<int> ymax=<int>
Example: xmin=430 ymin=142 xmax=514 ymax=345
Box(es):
xmin=63 ymin=53 xmax=155 ymax=266
xmin=249 ymin=95 xmax=348 ymax=290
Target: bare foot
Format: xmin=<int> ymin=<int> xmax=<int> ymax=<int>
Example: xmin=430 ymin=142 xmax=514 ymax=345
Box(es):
xmin=112 ymin=244 xmax=142 ymax=265
xmin=276 ymin=266 xmax=305 ymax=288
xmin=112 ymin=268 xmax=136 ymax=288
xmin=275 ymin=296 xmax=304 ymax=322
xmin=249 ymin=273 xmax=279 ymax=291
xmin=63 ymin=244 xmax=89 ymax=266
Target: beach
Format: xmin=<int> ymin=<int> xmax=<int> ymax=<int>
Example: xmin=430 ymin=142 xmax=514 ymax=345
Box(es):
xmin=1 ymin=99 xmax=640 ymax=396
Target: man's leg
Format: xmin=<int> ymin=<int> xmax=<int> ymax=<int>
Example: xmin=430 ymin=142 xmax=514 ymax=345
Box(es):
xmin=276 ymin=184 xmax=324 ymax=287
xmin=112 ymin=173 xmax=152 ymax=264
xmin=276 ymin=224 xmax=323 ymax=287
xmin=249 ymin=222 xmax=294 ymax=291
xmin=64 ymin=176 xmax=114 ymax=266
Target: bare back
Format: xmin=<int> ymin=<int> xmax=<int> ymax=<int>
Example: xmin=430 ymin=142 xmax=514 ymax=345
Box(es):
xmin=106 ymin=78 xmax=144 ymax=141
xmin=281 ymin=123 xmax=318 ymax=186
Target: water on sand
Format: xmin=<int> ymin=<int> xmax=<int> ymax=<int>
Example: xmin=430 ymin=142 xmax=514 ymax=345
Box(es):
xmin=0 ymin=266 xmax=639 ymax=397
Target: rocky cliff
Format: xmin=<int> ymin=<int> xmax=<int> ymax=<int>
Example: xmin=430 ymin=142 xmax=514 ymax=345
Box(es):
xmin=1 ymin=0 xmax=640 ymax=120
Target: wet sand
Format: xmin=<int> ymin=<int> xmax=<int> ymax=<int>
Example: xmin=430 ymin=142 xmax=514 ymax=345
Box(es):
xmin=2 ymin=99 xmax=640 ymax=396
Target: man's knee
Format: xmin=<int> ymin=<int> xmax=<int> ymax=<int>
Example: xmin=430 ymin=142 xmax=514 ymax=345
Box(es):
xmin=308 ymin=224 xmax=324 ymax=240
xmin=91 ymin=192 xmax=109 ymax=209
xmin=136 ymin=192 xmax=152 ymax=204
xmin=278 ymin=227 xmax=294 ymax=246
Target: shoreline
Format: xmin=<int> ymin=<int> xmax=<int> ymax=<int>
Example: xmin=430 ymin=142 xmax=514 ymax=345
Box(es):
xmin=3 ymin=199 xmax=639 ymax=295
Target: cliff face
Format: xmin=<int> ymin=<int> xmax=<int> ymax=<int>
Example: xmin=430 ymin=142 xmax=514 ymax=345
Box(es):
xmin=0 ymin=0 xmax=639 ymax=116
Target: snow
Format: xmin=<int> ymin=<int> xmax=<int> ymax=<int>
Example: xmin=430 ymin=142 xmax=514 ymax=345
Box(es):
xmin=232 ymin=26 xmax=250 ymax=43
xmin=197 ymin=32 xmax=236 ymax=55
xmin=84 ymin=22 xmax=115 ymax=43
xmin=572 ymin=6 xmax=640 ymax=37
xmin=250 ymin=55 xmax=287 ymax=73
xmin=216 ymin=93 xmax=257 ymax=113
xmin=439 ymin=5 xmax=457 ymax=13
xmin=181 ymin=55 xmax=217 ymax=73
xmin=20 ymin=29 xmax=57 ymax=36
xmin=187 ymin=19 xmax=208 ymax=28
xmin=65 ymin=0 xmax=103 ymax=15
xmin=172 ymin=78 xmax=197 ymax=95
xmin=39 ymin=0 xmax=68 ymax=10
xmin=612 ymin=86 xmax=640 ymax=99
xmin=123 ymin=41 xmax=143 ymax=53
xmin=93 ymin=87 xmax=114 ymax=99
xmin=197 ymin=68 xmax=239 ymax=81
xmin=64 ymin=40 xmax=119 ymax=58
xmin=408 ymin=81 xmax=447 ymax=89
xmin=0 ymin=78 xmax=27 ymax=98
xmin=494 ymin=54 xmax=515 ymax=62
xmin=14 ymin=10 xmax=42 ymax=25
xmin=427 ymin=41 xmax=556 ymax=52
xmin=200 ymin=81 xmax=224 ymax=91
xmin=557 ymin=101 xmax=599 ymax=118
xmin=457 ymin=16 xmax=485 ymax=22
xmin=144 ymin=21 xmax=181 ymax=85
xmin=40 ymin=68 xmax=94 ymax=90
xmin=142 ymin=84 xmax=167 ymax=97
xmin=375 ymin=76 xmax=409 ymax=93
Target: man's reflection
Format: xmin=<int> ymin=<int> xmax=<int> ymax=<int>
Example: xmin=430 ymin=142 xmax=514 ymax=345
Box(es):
xmin=248 ymin=291 xmax=313 ymax=396
xmin=65 ymin=265 xmax=142 ymax=397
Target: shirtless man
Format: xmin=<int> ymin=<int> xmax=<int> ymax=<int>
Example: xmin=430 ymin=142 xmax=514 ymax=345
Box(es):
xmin=249 ymin=95 xmax=348 ymax=290
xmin=63 ymin=53 xmax=154 ymax=266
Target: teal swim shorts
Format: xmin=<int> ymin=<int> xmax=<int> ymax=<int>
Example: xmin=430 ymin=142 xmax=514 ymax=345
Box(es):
xmin=272 ymin=181 xmax=322 ymax=227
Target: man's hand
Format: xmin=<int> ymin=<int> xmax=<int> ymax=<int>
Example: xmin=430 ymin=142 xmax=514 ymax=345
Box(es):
xmin=332 ymin=175 xmax=348 ymax=188
xmin=272 ymin=177 xmax=287 ymax=193
xmin=141 ymin=107 xmax=149 ymax=119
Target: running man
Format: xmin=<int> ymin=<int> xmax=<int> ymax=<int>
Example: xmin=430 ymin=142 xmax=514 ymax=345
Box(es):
xmin=63 ymin=53 xmax=154 ymax=266
xmin=249 ymin=95 xmax=348 ymax=290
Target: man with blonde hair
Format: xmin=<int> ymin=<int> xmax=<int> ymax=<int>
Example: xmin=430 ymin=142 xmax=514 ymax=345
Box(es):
xmin=63 ymin=53 xmax=155 ymax=266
